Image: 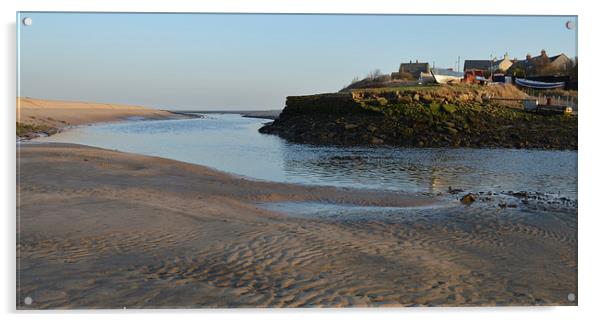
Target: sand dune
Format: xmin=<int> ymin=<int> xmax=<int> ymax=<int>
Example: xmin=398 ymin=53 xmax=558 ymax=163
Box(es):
xmin=16 ymin=143 xmax=577 ymax=308
xmin=17 ymin=97 xmax=177 ymax=137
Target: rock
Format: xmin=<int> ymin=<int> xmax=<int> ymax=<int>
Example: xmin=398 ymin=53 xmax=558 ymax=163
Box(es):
xmin=399 ymin=95 xmax=413 ymax=104
xmin=421 ymin=94 xmax=433 ymax=103
xmin=445 ymin=127 xmax=459 ymax=135
xmin=511 ymin=191 xmax=529 ymax=198
xmin=370 ymin=137 xmax=384 ymax=145
xmin=448 ymin=186 xmax=464 ymax=194
xmin=376 ymin=97 xmax=388 ymax=106
xmin=460 ymin=193 xmax=477 ymax=205
xmin=442 ymin=104 xmax=457 ymax=113
xmin=259 ymin=90 xmax=577 ymax=150
xmin=429 ymin=102 xmax=441 ymax=114
xmin=459 ymin=94 xmax=471 ymax=102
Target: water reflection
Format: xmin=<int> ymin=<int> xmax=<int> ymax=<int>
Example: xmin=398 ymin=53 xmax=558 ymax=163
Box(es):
xmin=280 ymin=144 xmax=576 ymax=199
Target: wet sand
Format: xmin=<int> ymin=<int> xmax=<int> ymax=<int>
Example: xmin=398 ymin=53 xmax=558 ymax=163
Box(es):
xmin=17 ymin=143 xmax=577 ymax=308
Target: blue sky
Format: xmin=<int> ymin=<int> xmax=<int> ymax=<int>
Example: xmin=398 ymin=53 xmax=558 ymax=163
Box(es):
xmin=18 ymin=13 xmax=577 ymax=110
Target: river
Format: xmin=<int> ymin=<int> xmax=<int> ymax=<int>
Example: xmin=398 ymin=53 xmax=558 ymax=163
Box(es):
xmin=35 ymin=113 xmax=577 ymax=202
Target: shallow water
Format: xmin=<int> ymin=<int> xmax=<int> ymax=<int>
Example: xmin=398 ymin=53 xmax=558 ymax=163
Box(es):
xmin=256 ymin=200 xmax=455 ymax=221
xmin=36 ymin=113 xmax=577 ymax=201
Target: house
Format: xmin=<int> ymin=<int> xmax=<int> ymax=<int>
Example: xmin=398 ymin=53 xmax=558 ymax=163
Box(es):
xmin=464 ymin=59 xmax=493 ymax=72
xmin=507 ymin=50 xmax=572 ymax=76
xmin=494 ymin=53 xmax=514 ymax=72
xmin=395 ymin=60 xmax=430 ymax=79
xmin=463 ymin=53 xmax=514 ymax=73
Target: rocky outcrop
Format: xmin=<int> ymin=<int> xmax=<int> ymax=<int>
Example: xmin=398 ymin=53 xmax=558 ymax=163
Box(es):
xmin=259 ymin=85 xmax=577 ymax=150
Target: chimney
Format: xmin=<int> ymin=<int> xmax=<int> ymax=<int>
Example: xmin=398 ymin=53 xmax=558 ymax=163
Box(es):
xmin=541 ymin=49 xmax=547 ymax=57
xmin=504 ymin=53 xmax=509 ymax=60
xmin=415 ymin=59 xmax=418 ymax=63
xmin=526 ymin=53 xmax=532 ymax=60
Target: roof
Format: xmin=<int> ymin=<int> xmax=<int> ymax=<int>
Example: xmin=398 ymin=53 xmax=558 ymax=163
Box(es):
xmin=548 ymin=54 xmax=565 ymax=62
xmin=464 ymin=60 xmax=493 ymax=71
xmin=512 ymin=53 xmax=568 ymax=70
xmin=399 ymin=62 xmax=429 ymax=67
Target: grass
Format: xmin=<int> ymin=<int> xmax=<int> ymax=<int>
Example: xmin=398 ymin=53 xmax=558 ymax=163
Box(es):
xmin=16 ymin=122 xmax=57 ymax=138
xmin=351 ymin=84 xmax=442 ymax=94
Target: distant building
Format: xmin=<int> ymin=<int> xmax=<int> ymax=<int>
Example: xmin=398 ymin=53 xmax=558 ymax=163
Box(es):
xmin=396 ymin=60 xmax=430 ymax=79
xmin=495 ymin=53 xmax=514 ymax=72
xmin=464 ymin=59 xmax=493 ymax=72
xmin=507 ymin=50 xmax=572 ymax=76
xmin=463 ymin=53 xmax=514 ymax=73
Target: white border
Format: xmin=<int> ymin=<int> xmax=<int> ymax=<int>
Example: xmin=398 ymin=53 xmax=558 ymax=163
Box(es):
xmin=2 ymin=1 xmax=600 ymax=321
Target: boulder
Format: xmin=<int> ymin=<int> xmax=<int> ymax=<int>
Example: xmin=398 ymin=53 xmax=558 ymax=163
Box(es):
xmin=448 ymin=186 xmax=464 ymax=194
xmin=460 ymin=193 xmax=477 ymax=205
xmin=376 ymin=97 xmax=388 ymax=106
xmin=421 ymin=94 xmax=434 ymax=103
xmin=442 ymin=104 xmax=457 ymax=113
xmin=371 ymin=137 xmax=384 ymax=145
xmin=445 ymin=127 xmax=459 ymax=135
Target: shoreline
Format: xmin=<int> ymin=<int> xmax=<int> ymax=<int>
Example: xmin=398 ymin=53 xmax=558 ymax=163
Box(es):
xmin=17 ymin=142 xmax=577 ymax=308
xmin=16 ymin=97 xmax=191 ymax=140
xmin=15 ymin=97 xmax=577 ymax=308
xmin=170 ymin=110 xmax=282 ymax=120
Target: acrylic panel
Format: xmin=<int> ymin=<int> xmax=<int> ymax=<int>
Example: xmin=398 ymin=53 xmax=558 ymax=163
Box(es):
xmin=16 ymin=12 xmax=578 ymax=309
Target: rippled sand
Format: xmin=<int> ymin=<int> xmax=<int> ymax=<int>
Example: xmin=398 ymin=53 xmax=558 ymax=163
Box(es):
xmin=17 ymin=143 xmax=577 ymax=308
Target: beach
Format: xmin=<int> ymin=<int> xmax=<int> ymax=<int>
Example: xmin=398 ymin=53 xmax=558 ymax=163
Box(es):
xmin=17 ymin=140 xmax=577 ymax=308
xmin=17 ymin=97 xmax=179 ymax=138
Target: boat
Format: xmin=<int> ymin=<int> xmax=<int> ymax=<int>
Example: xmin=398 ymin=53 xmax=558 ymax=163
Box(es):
xmin=515 ymin=78 xmax=565 ymax=89
xmin=418 ymin=72 xmax=435 ymax=84
xmin=430 ymin=68 xmax=464 ymax=84
xmin=464 ymin=69 xmax=490 ymax=85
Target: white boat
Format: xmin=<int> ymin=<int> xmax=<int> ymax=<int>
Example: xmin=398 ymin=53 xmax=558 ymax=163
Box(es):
xmin=418 ymin=72 xmax=435 ymax=84
xmin=430 ymin=68 xmax=464 ymax=84
xmin=515 ymin=78 xmax=565 ymax=89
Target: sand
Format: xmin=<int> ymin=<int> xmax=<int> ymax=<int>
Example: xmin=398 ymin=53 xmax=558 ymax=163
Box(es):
xmin=17 ymin=97 xmax=177 ymax=134
xmin=17 ymin=143 xmax=577 ymax=309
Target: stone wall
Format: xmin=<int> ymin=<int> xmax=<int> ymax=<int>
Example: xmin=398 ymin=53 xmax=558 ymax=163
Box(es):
xmin=259 ymin=85 xmax=577 ymax=150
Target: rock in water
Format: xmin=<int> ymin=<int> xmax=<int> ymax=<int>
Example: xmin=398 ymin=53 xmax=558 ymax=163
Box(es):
xmin=448 ymin=186 xmax=464 ymax=194
xmin=460 ymin=193 xmax=477 ymax=205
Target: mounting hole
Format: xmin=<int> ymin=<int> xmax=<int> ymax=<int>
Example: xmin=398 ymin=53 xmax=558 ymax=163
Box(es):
xmin=22 ymin=17 xmax=33 ymax=26
xmin=567 ymin=293 xmax=576 ymax=302
xmin=565 ymin=20 xmax=574 ymax=30
xmin=24 ymin=296 xmax=33 ymax=305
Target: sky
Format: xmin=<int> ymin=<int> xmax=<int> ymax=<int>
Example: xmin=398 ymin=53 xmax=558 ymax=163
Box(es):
xmin=17 ymin=13 xmax=577 ymax=110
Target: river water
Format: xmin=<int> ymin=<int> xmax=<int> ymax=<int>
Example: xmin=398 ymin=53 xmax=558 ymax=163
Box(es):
xmin=35 ymin=113 xmax=577 ymax=202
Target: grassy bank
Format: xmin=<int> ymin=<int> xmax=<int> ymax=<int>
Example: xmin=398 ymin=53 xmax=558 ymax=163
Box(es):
xmin=16 ymin=122 xmax=59 ymax=139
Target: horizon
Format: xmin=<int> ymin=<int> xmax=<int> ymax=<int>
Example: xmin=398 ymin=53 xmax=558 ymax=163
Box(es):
xmin=18 ymin=13 xmax=577 ymax=111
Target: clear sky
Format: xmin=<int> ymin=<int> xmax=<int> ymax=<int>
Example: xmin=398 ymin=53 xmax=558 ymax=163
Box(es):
xmin=18 ymin=13 xmax=577 ymax=110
